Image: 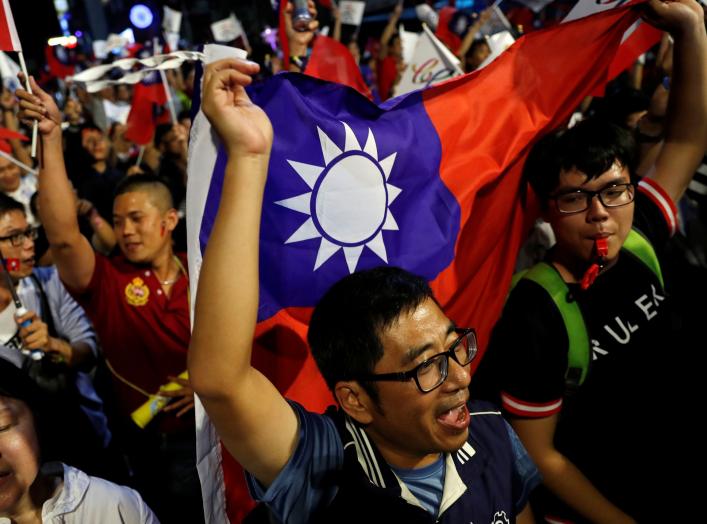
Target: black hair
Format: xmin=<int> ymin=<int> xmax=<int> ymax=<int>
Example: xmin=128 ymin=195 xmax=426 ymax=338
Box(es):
xmin=0 ymin=358 xmax=57 ymax=461
xmin=154 ymin=123 xmax=174 ymax=148
xmin=594 ymin=87 xmax=650 ymax=129
xmin=0 ymin=192 xmax=26 ymax=220
xmin=114 ymin=173 xmax=174 ymax=211
xmin=467 ymin=38 xmax=490 ymax=56
xmin=308 ymin=266 xmax=434 ymax=402
xmin=523 ymin=118 xmax=638 ymax=205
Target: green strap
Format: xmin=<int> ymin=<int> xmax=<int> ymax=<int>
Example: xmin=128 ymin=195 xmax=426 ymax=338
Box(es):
xmin=622 ymin=229 xmax=663 ymax=287
xmin=520 ymin=263 xmax=590 ymax=387
xmin=510 ymin=229 xmax=663 ymax=388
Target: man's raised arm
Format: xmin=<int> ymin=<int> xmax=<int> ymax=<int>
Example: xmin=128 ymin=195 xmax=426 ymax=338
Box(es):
xmin=646 ymin=0 xmax=707 ymax=202
xmin=17 ymin=76 xmax=95 ymax=292
xmin=188 ymin=59 xmax=299 ymax=487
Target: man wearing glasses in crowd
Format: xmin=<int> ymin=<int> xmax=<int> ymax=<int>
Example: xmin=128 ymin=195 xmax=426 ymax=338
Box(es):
xmin=188 ymin=58 xmax=539 ymax=523
xmin=472 ymin=0 xmax=707 ymax=520
xmin=0 ymin=193 xmax=108 ymax=471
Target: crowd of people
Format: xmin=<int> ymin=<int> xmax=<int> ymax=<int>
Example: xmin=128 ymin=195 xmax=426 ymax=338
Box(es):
xmin=0 ymin=0 xmax=705 ymax=522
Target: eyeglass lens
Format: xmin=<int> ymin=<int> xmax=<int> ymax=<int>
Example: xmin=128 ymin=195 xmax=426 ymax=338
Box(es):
xmin=417 ymin=332 xmax=476 ymax=392
xmin=556 ymin=184 xmax=634 ymax=213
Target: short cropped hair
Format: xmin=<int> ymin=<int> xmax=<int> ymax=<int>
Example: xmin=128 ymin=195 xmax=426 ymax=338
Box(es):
xmin=308 ymin=267 xmax=434 ymax=402
xmin=524 ymin=118 xmax=638 ymax=205
xmin=114 ymin=173 xmax=174 ymax=212
xmin=0 ymin=192 xmax=26 ymax=220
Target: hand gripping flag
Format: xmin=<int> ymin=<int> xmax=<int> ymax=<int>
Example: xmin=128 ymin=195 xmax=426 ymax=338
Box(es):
xmin=187 ymin=5 xmax=644 ymax=522
xmin=565 ymin=0 xmax=662 ymax=80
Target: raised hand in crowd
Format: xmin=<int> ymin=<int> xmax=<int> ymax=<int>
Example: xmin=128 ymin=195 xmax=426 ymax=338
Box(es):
xmin=379 ymin=0 xmax=403 ymax=60
xmin=285 ymin=0 xmax=319 ymax=71
xmin=456 ymin=7 xmax=494 ymax=65
xmin=191 ymin=58 xmax=290 ymax=488
xmin=16 ymin=74 xmax=62 ymax=138
xmin=76 ymin=197 xmax=116 ymax=254
xmin=639 ymin=0 xmax=707 ymax=202
xmin=201 ymin=59 xmax=272 ymax=158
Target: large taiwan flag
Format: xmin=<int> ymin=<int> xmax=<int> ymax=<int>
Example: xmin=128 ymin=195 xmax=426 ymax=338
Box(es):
xmin=187 ymin=5 xmax=645 ymax=522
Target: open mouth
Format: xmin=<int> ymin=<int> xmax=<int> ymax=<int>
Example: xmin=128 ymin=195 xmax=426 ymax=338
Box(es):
xmin=436 ymin=403 xmax=470 ymax=431
xmin=0 ymin=470 xmax=12 ymax=485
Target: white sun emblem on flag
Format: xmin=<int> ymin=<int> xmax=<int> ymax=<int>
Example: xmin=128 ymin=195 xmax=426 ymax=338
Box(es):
xmin=275 ymin=122 xmax=402 ymax=274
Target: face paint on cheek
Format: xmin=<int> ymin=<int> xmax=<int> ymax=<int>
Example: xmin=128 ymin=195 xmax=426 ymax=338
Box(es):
xmin=160 ymin=224 xmax=166 ymax=237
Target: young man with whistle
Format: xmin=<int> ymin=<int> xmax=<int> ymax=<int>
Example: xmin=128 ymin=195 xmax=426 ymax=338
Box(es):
xmin=473 ymin=0 xmax=707 ymax=521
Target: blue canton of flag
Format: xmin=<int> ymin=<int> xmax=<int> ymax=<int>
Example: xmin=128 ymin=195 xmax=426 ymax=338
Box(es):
xmin=200 ymin=75 xmax=461 ymax=322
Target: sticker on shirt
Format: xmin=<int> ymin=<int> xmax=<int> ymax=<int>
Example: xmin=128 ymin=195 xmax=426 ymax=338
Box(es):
xmin=125 ymin=277 xmax=150 ymax=306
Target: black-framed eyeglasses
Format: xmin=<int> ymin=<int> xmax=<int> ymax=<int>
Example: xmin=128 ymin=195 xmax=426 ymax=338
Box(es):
xmin=550 ymin=183 xmax=635 ymax=214
xmin=0 ymin=227 xmax=38 ymax=247
xmin=356 ymin=328 xmax=478 ymax=393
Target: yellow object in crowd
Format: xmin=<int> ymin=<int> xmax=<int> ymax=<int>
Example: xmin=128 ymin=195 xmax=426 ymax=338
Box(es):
xmin=131 ymin=371 xmax=189 ymax=428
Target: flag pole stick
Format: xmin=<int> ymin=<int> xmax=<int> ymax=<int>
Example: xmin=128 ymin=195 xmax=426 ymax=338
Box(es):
xmin=16 ymin=51 xmax=38 ymax=158
xmin=155 ymin=37 xmax=177 ymax=124
xmin=0 ymin=149 xmax=37 ymax=175
xmin=136 ymin=145 xmax=145 ymax=167
xmin=159 ymin=69 xmax=178 ymax=124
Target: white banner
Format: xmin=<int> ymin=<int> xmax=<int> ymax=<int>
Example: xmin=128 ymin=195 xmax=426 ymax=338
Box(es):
xmin=398 ymin=24 xmax=420 ymax=67
xmin=210 ymin=14 xmax=244 ymax=43
xmin=102 ymin=100 xmax=131 ymax=125
xmin=70 ymin=50 xmax=204 ymax=93
xmin=395 ymin=24 xmax=463 ymax=97
xmin=162 ymin=6 xmax=182 ymax=34
xmin=477 ymin=31 xmax=517 ymax=70
xmin=339 ymin=1 xmax=366 ymax=26
xmin=165 ymin=32 xmax=180 ymax=52
xmin=480 ymin=5 xmax=514 ymax=37
xmin=92 ymin=40 xmax=108 ymax=60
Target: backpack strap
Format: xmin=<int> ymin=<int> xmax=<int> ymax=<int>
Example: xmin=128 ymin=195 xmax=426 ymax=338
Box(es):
xmin=510 ymin=229 xmax=664 ymax=389
xmin=622 ymin=229 xmax=663 ymax=287
xmin=27 ymin=273 xmax=58 ymax=338
xmin=518 ymin=262 xmax=589 ymax=388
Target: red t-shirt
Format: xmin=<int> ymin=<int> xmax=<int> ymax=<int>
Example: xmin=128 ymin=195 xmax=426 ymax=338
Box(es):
xmin=377 ymin=56 xmax=398 ymax=101
xmin=70 ymin=253 xmax=191 ymax=432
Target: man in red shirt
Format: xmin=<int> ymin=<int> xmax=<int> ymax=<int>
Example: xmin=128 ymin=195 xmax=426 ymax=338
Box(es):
xmin=17 ymin=79 xmax=203 ymax=523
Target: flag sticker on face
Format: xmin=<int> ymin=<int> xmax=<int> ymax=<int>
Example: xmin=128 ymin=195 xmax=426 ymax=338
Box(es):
xmin=4 ymin=258 xmax=19 ymax=271
xmin=276 ymin=121 xmax=402 ymax=274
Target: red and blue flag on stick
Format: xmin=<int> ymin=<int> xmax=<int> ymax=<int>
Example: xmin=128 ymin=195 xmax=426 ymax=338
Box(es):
xmin=124 ymin=71 xmax=171 ymax=145
xmin=0 ymin=0 xmax=21 ymax=52
xmin=187 ymin=4 xmax=646 ymax=521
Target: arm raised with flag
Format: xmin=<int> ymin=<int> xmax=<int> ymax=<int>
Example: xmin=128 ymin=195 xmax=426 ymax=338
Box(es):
xmin=15 ymin=75 xmax=96 ymax=291
xmin=188 ymin=58 xmax=299 ymax=487
xmin=507 ymin=0 xmax=707 ymax=522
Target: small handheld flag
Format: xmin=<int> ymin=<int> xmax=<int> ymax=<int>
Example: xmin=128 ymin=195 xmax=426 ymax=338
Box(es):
xmin=0 ymin=254 xmax=42 ymax=360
